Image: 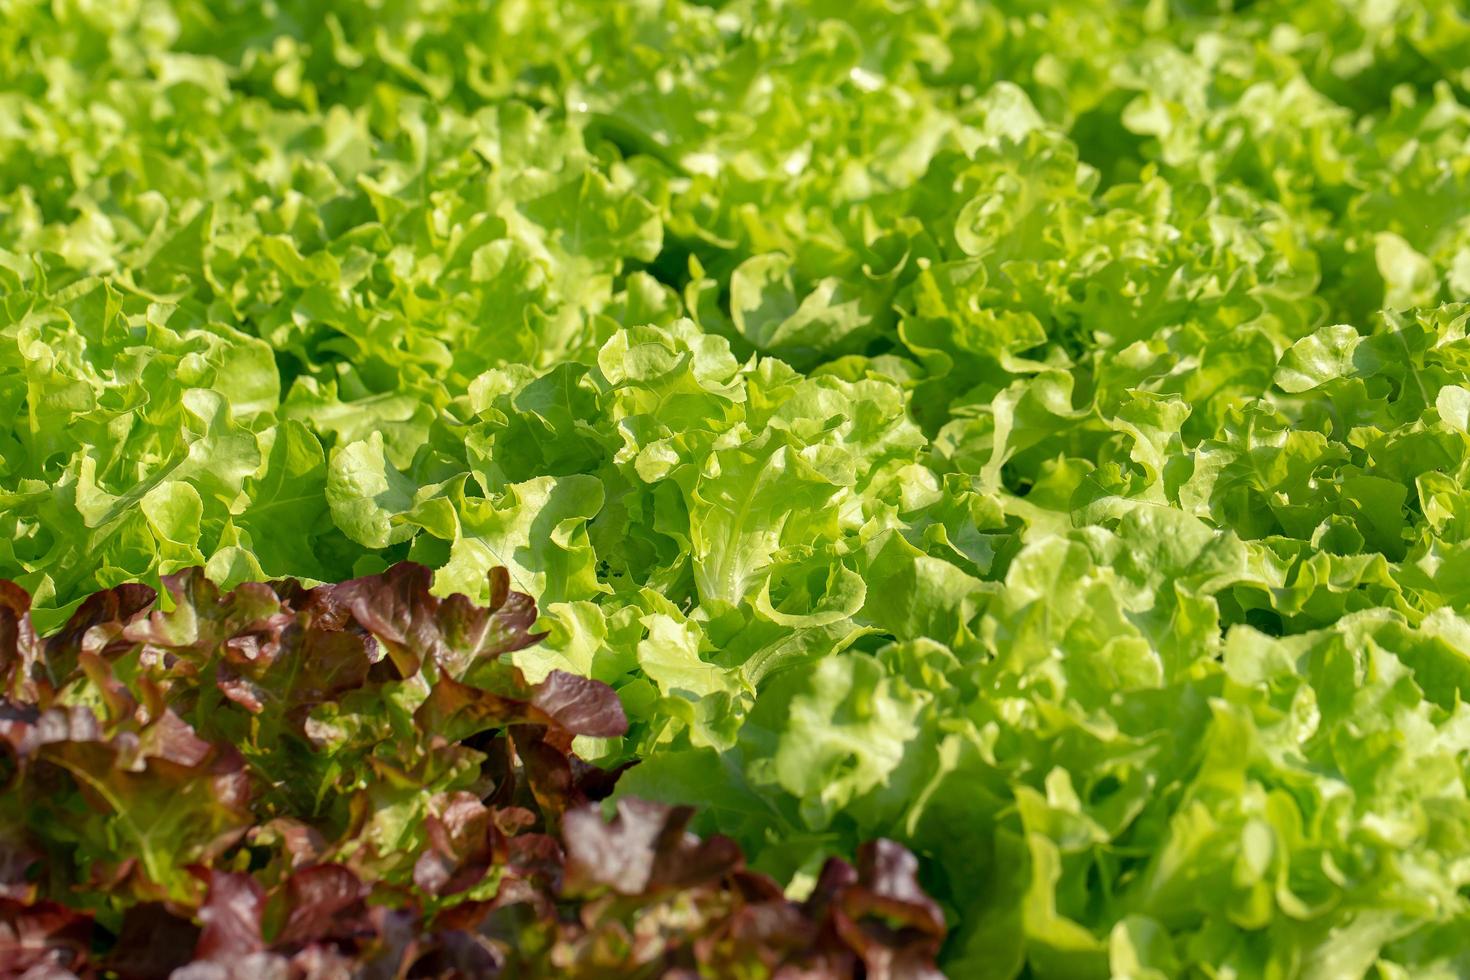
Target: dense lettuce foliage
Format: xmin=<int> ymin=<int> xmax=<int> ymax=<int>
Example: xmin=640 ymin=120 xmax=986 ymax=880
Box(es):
xmin=0 ymin=567 xmax=946 ymax=977
xmin=7 ymin=0 xmax=1470 ymax=974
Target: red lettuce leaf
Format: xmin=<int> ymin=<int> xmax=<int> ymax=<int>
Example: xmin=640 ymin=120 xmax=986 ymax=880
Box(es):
xmin=0 ymin=566 xmax=946 ymax=977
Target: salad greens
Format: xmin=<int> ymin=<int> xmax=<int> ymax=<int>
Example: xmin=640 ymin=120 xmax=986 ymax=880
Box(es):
xmin=6 ymin=0 xmax=1470 ymax=975
xmin=0 ymin=567 xmax=946 ymax=976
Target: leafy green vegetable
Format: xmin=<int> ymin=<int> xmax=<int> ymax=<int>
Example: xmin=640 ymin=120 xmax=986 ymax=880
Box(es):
xmin=8 ymin=0 xmax=1470 ymax=974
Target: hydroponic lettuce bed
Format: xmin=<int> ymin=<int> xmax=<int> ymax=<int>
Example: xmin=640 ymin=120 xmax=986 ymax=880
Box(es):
xmin=4 ymin=0 xmax=1470 ymax=977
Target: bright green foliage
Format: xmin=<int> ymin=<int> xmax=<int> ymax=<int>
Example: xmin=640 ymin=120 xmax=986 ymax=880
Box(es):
xmin=6 ymin=0 xmax=1470 ymax=974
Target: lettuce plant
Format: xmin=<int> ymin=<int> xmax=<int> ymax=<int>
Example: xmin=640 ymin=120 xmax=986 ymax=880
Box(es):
xmin=0 ymin=566 xmax=944 ymax=977
xmin=6 ymin=0 xmax=1470 ymax=974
